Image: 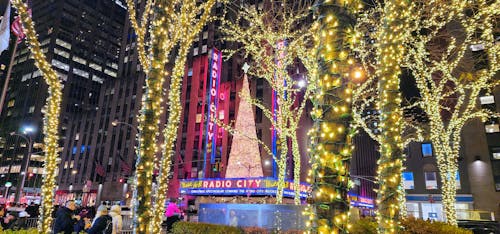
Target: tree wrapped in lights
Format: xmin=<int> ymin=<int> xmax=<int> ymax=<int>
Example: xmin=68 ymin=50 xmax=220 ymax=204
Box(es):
xmin=403 ymin=0 xmax=499 ymax=226
xmin=351 ymin=0 xmax=415 ymax=232
xmin=221 ymin=0 xmax=317 ymax=204
xmin=307 ymin=0 xmax=363 ymax=233
xmin=126 ymin=0 xmax=220 ymax=232
xmin=11 ymin=1 xmax=63 ymax=232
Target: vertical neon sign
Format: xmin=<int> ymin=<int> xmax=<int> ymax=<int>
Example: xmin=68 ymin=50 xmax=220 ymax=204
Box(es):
xmin=203 ymin=48 xmax=222 ymax=178
xmin=272 ymin=40 xmax=287 ymax=178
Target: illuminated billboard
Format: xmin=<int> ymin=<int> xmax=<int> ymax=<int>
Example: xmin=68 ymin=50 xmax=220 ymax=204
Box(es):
xmin=203 ymin=48 xmax=223 ymax=176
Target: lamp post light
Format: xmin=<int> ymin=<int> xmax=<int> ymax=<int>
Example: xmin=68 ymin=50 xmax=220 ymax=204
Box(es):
xmin=12 ymin=126 xmax=35 ymax=204
xmin=4 ymin=181 xmax=12 ymax=202
xmin=111 ymin=120 xmax=140 ymax=206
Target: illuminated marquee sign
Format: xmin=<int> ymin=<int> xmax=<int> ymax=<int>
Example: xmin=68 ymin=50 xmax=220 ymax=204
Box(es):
xmin=203 ymin=48 xmax=223 ymax=174
xmin=180 ymin=177 xmax=310 ymax=198
xmin=348 ymin=193 xmax=375 ymax=208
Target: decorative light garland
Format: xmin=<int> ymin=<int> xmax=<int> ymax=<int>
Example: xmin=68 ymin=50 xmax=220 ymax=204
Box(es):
xmin=127 ymin=0 xmax=222 ymax=232
xmin=220 ymin=0 xmax=316 ymax=204
xmin=151 ymin=0 xmax=219 ymax=231
xmin=126 ymin=1 xmax=172 ymax=232
xmin=307 ymin=0 xmax=362 ymax=233
xmin=404 ymin=0 xmax=499 ymax=226
xmin=371 ymin=1 xmax=412 ymax=233
xmin=11 ymin=1 xmax=63 ymax=233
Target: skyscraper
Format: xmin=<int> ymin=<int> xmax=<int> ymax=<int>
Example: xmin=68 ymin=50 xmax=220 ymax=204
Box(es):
xmin=0 ymin=0 xmax=126 ymax=204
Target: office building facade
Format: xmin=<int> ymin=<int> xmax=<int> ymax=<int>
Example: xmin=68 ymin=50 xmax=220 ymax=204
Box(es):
xmin=0 ymin=0 xmax=126 ymax=204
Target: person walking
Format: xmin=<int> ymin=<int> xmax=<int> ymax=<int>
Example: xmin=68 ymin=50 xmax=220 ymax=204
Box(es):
xmin=87 ymin=205 xmax=112 ymax=234
xmin=53 ymin=200 xmax=80 ymax=234
xmin=109 ymin=205 xmax=122 ymax=234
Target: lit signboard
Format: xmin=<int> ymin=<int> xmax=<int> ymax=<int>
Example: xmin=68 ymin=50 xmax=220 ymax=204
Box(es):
xmin=204 ymin=48 xmax=223 ymax=174
xmin=180 ymin=177 xmax=310 ymax=198
xmin=349 ymin=193 xmax=375 ymax=208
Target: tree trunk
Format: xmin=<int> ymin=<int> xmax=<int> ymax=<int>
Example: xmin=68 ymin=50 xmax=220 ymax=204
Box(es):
xmin=308 ymin=2 xmax=356 ymax=233
xmin=292 ymin=136 xmax=301 ymax=205
xmin=375 ymin=1 xmax=411 ymax=233
xmin=150 ymin=45 xmax=190 ymax=232
xmin=134 ymin=3 xmax=169 ymax=232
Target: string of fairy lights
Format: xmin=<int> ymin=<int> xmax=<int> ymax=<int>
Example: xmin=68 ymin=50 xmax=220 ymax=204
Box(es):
xmin=307 ymin=0 xmax=362 ymax=233
xmin=126 ymin=0 xmax=220 ymax=232
xmin=371 ymin=0 xmax=412 ymax=232
xmin=151 ymin=0 xmax=218 ymax=231
xmin=127 ymin=1 xmax=170 ymax=232
xmin=14 ymin=0 xmax=498 ymax=232
xmin=11 ymin=1 xmax=63 ymax=233
xmin=404 ymin=0 xmax=499 ymax=226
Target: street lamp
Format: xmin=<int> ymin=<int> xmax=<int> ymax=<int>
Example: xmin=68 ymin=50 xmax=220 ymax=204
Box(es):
xmin=111 ymin=120 xmax=140 ymax=208
xmin=11 ymin=126 xmax=35 ymax=204
xmin=4 ymin=181 xmax=12 ymax=202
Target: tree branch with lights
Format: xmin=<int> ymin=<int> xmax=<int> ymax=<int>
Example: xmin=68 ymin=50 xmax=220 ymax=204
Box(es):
xmin=403 ymin=0 xmax=499 ymax=226
xmin=126 ymin=0 xmax=221 ymax=232
xmin=221 ymin=0 xmax=317 ymax=204
xmin=11 ymin=1 xmax=63 ymax=232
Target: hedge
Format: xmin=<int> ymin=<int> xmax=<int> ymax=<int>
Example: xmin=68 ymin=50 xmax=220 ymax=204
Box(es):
xmin=0 ymin=229 xmax=39 ymax=234
xmin=350 ymin=217 xmax=473 ymax=234
xmin=169 ymin=217 xmax=473 ymax=234
xmin=171 ymin=221 xmax=243 ymax=234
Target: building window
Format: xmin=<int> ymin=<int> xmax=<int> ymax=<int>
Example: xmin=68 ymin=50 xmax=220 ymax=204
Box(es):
xmin=73 ymin=68 xmax=89 ymax=78
xmin=104 ymin=68 xmax=117 ymax=77
xmin=485 ymin=123 xmax=499 ymax=133
xmin=28 ymin=106 xmax=35 ymax=113
xmin=402 ymin=172 xmax=414 ymax=189
xmin=480 ymin=95 xmax=495 ymax=105
xmin=421 ymin=143 xmax=433 ymax=157
xmin=54 ymin=48 xmax=70 ymax=58
xmin=56 ymin=38 xmax=72 ymax=50
xmin=455 ymin=172 xmax=461 ymax=190
xmin=424 ymin=171 xmax=438 ymax=189
xmin=89 ymin=62 xmax=102 ymax=71
xmin=51 ymin=59 xmax=70 ymax=71
xmin=491 ymin=147 xmax=500 ymax=160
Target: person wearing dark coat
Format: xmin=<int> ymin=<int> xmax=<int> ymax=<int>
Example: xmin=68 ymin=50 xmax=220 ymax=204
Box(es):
xmin=53 ymin=200 xmax=80 ymax=234
xmin=87 ymin=205 xmax=112 ymax=234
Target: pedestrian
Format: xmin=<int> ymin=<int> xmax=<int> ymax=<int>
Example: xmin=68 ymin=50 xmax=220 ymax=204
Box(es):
xmin=229 ymin=210 xmax=238 ymax=227
xmin=25 ymin=202 xmax=39 ymax=218
xmin=87 ymin=205 xmax=112 ymax=234
xmin=109 ymin=205 xmax=122 ymax=234
xmin=53 ymin=200 xmax=80 ymax=234
xmin=74 ymin=210 xmax=92 ymax=233
xmin=165 ymin=201 xmax=181 ymax=232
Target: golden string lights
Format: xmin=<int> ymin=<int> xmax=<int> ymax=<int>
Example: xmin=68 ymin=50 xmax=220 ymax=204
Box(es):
xmin=308 ymin=0 xmax=362 ymax=233
xmin=221 ymin=0 xmax=316 ymax=204
xmin=404 ymin=0 xmax=499 ymax=226
xmin=126 ymin=0 xmax=220 ymax=232
xmin=152 ymin=0 xmax=218 ymax=231
xmin=371 ymin=1 xmax=412 ymax=233
xmin=11 ymin=1 xmax=63 ymax=232
xmin=126 ymin=1 xmax=171 ymax=232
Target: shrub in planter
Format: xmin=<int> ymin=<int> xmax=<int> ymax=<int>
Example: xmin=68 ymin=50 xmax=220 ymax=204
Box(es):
xmin=171 ymin=221 xmax=242 ymax=234
xmin=350 ymin=217 xmax=472 ymax=234
xmin=400 ymin=217 xmax=472 ymax=234
xmin=242 ymin=226 xmax=270 ymax=234
xmin=0 ymin=229 xmax=39 ymax=234
xmin=349 ymin=217 xmax=377 ymax=234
